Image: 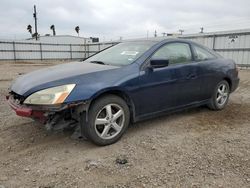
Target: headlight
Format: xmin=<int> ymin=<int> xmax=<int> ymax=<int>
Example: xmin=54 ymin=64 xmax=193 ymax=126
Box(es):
xmin=24 ymin=84 xmax=76 ymax=105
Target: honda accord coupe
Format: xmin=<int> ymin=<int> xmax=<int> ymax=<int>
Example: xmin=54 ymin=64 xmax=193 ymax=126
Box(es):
xmin=7 ymin=39 xmax=239 ymax=145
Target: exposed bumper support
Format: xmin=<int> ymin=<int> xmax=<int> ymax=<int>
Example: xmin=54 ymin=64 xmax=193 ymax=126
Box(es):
xmin=7 ymin=94 xmax=89 ymax=113
xmin=6 ymin=94 xmax=91 ymax=140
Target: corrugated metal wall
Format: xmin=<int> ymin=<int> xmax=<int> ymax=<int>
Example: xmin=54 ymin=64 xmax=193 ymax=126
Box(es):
xmin=180 ymin=30 xmax=250 ymax=66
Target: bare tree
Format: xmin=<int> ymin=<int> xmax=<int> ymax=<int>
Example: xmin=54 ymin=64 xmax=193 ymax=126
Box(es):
xmin=179 ymin=29 xmax=184 ymax=35
xmin=154 ymin=30 xmax=157 ymax=37
xmin=27 ymin=25 xmax=32 ymax=37
xmin=50 ymin=25 xmax=56 ymax=36
xmin=75 ymin=26 xmax=80 ymax=36
xmin=200 ymin=27 xmax=204 ymax=33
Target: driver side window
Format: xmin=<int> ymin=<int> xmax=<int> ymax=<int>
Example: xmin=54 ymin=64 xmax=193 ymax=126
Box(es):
xmin=152 ymin=43 xmax=192 ymax=65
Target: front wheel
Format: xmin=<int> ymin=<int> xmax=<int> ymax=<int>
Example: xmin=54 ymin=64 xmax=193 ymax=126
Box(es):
xmin=208 ymin=80 xmax=230 ymax=110
xmin=84 ymin=95 xmax=130 ymax=146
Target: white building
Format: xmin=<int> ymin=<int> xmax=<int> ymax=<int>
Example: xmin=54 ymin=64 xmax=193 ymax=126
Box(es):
xmin=26 ymin=35 xmax=93 ymax=44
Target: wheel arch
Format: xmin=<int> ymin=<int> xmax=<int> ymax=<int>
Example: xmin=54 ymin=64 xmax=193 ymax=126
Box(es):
xmin=223 ymin=77 xmax=232 ymax=92
xmin=89 ymin=89 xmax=136 ymax=123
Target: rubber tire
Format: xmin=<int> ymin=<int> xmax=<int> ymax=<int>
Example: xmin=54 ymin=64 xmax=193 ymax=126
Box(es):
xmin=83 ymin=95 xmax=130 ymax=146
xmin=208 ymin=80 xmax=230 ymax=111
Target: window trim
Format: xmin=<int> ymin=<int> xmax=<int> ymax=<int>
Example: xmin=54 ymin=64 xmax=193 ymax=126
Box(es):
xmin=141 ymin=41 xmax=195 ymax=70
xmin=191 ymin=43 xmax=218 ymax=62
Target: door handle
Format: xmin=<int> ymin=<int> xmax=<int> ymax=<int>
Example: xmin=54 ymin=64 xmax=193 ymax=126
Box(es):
xmin=186 ymin=74 xmax=197 ymax=80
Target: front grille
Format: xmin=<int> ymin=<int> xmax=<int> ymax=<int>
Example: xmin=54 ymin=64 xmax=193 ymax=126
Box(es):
xmin=10 ymin=91 xmax=25 ymax=104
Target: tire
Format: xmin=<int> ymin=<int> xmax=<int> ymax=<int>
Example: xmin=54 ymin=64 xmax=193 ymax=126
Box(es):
xmin=208 ymin=80 xmax=230 ymax=110
xmin=83 ymin=95 xmax=130 ymax=146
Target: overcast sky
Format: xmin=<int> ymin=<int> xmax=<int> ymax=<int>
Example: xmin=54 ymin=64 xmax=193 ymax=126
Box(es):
xmin=0 ymin=0 xmax=250 ymax=41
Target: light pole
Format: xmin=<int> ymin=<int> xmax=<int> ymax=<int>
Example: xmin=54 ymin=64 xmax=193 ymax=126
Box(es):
xmin=33 ymin=5 xmax=38 ymax=40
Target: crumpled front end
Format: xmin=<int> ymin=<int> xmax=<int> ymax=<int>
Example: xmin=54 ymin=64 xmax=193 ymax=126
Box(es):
xmin=6 ymin=91 xmax=90 ymax=132
xmin=7 ymin=92 xmax=46 ymax=122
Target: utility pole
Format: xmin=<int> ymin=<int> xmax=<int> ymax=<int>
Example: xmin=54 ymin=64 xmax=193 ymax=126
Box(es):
xmin=179 ymin=29 xmax=184 ymax=35
xmin=33 ymin=5 xmax=38 ymax=40
xmin=200 ymin=27 xmax=204 ymax=33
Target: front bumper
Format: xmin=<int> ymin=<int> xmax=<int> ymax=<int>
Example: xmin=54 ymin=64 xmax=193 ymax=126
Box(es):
xmin=6 ymin=95 xmax=46 ymax=121
xmin=6 ymin=94 xmax=90 ymax=121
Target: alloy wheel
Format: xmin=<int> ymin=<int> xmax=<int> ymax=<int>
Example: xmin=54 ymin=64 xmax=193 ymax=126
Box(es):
xmin=216 ymin=83 xmax=229 ymax=106
xmin=94 ymin=104 xmax=125 ymax=139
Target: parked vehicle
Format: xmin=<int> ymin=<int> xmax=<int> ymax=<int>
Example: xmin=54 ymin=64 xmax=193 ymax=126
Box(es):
xmin=7 ymin=39 xmax=239 ymax=145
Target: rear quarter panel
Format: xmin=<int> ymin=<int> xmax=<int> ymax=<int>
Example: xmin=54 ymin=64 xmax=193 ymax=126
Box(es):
xmin=198 ymin=58 xmax=237 ymax=99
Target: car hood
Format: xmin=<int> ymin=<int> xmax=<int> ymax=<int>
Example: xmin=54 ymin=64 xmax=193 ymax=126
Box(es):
xmin=11 ymin=61 xmax=118 ymax=95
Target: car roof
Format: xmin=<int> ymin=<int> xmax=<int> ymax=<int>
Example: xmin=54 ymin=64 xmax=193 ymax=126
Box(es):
xmin=121 ymin=38 xmax=221 ymax=58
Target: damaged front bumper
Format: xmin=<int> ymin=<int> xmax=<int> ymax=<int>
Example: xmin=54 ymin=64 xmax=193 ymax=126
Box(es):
xmin=6 ymin=95 xmax=46 ymax=122
xmin=6 ymin=94 xmax=90 ymax=124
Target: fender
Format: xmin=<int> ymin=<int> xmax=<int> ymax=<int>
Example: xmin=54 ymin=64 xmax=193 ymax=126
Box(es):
xmin=88 ymin=87 xmax=137 ymax=123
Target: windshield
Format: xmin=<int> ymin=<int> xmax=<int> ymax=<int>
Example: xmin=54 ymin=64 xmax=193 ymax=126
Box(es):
xmin=84 ymin=41 xmax=156 ymax=66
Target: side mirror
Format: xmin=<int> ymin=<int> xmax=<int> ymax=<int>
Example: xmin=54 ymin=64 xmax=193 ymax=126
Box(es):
xmin=150 ymin=59 xmax=169 ymax=68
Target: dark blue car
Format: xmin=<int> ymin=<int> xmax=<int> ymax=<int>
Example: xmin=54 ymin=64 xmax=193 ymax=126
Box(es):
xmin=7 ymin=39 xmax=239 ymax=145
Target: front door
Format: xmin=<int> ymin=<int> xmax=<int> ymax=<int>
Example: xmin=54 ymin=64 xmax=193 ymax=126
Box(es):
xmin=135 ymin=42 xmax=201 ymax=116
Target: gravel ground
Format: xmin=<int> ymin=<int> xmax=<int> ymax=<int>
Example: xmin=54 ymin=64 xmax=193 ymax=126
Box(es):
xmin=0 ymin=61 xmax=249 ymax=188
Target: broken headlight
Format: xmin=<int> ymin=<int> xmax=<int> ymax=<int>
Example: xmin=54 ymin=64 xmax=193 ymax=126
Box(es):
xmin=24 ymin=84 xmax=76 ymax=105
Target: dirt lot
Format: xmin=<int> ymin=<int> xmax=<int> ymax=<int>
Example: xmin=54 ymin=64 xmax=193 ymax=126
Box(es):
xmin=0 ymin=61 xmax=249 ymax=188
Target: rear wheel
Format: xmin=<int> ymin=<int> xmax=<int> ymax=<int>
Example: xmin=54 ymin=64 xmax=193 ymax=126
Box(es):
xmin=84 ymin=95 xmax=130 ymax=146
xmin=208 ymin=80 xmax=230 ymax=110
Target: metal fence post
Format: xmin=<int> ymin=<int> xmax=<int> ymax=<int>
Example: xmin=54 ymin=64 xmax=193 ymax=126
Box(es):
xmin=87 ymin=45 xmax=89 ymax=58
xmin=70 ymin=44 xmax=72 ymax=60
xmin=84 ymin=39 xmax=87 ymax=59
xmin=212 ymin=35 xmax=216 ymax=50
xmin=13 ymin=41 xmax=16 ymax=61
xmin=39 ymin=43 xmax=43 ymax=60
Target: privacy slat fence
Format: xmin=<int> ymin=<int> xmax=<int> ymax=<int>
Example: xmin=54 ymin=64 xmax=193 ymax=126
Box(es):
xmin=0 ymin=29 xmax=250 ymax=66
xmin=0 ymin=41 xmax=117 ymax=61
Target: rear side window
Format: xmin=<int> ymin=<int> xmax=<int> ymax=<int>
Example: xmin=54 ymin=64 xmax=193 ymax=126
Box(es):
xmin=152 ymin=43 xmax=192 ymax=65
xmin=193 ymin=45 xmax=216 ymax=61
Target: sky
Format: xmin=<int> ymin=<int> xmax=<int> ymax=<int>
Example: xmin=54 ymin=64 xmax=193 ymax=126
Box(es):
xmin=0 ymin=0 xmax=250 ymax=41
